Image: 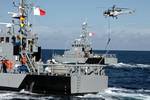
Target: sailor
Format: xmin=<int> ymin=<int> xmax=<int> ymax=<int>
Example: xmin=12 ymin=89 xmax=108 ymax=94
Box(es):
xmin=1 ymin=59 xmax=7 ymax=73
xmin=16 ymin=35 xmax=21 ymax=46
xmin=18 ymin=53 xmax=29 ymax=73
xmin=21 ymin=53 xmax=27 ymax=65
xmin=1 ymin=58 xmax=13 ymax=73
xmin=11 ymin=35 xmax=16 ymax=44
xmin=0 ymin=57 xmax=3 ymax=72
xmin=22 ymin=37 xmax=26 ymax=50
xmin=15 ymin=35 xmax=22 ymax=53
xmin=28 ymin=40 xmax=33 ymax=52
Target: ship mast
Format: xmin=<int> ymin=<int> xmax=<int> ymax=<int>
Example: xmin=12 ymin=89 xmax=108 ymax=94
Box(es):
xmin=11 ymin=0 xmax=37 ymax=72
xmin=19 ymin=0 xmax=24 ymax=16
xmin=80 ymin=22 xmax=92 ymax=57
xmin=81 ymin=22 xmax=89 ymax=44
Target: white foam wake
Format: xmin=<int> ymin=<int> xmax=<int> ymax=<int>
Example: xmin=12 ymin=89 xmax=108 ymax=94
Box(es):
xmin=77 ymin=88 xmax=150 ymax=100
xmin=111 ymin=62 xmax=150 ymax=68
xmin=0 ymin=92 xmax=15 ymax=100
xmin=0 ymin=90 xmax=54 ymax=100
xmin=19 ymin=89 xmax=38 ymax=95
xmin=101 ymin=87 xmax=150 ymax=100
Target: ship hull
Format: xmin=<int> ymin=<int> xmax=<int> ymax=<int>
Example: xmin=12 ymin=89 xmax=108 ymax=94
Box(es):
xmin=0 ymin=73 xmax=108 ymax=95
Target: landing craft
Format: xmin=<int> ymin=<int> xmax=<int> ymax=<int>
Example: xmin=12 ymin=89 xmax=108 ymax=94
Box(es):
xmin=103 ymin=5 xmax=135 ymax=19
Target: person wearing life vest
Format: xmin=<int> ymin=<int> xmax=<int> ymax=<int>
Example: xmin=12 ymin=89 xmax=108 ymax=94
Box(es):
xmin=1 ymin=58 xmax=14 ymax=73
xmin=21 ymin=53 xmax=27 ymax=65
xmin=4 ymin=60 xmax=13 ymax=70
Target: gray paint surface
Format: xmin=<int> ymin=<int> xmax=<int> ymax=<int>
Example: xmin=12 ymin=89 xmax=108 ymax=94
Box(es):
xmin=0 ymin=73 xmax=26 ymax=88
xmin=0 ymin=43 xmax=15 ymax=61
xmin=71 ymin=75 xmax=108 ymax=94
xmin=105 ymin=57 xmax=118 ymax=65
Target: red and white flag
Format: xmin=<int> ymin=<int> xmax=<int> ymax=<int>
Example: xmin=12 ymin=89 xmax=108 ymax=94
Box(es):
xmin=33 ymin=7 xmax=46 ymax=16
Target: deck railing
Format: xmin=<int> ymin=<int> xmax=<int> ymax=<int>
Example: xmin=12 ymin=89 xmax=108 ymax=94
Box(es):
xmin=37 ymin=63 xmax=106 ymax=76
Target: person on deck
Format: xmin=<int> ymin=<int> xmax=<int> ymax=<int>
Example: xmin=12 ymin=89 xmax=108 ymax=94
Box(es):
xmin=18 ymin=53 xmax=29 ymax=73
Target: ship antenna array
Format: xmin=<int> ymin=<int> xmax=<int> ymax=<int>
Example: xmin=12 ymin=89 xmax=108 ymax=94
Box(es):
xmin=81 ymin=21 xmax=90 ymax=47
xmin=11 ymin=0 xmax=33 ymax=29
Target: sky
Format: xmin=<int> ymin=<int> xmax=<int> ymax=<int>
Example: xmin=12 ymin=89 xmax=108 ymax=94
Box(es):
xmin=0 ymin=0 xmax=150 ymax=51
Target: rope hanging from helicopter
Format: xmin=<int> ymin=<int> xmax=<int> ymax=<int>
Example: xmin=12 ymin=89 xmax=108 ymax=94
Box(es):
xmin=98 ymin=17 xmax=112 ymax=64
xmin=104 ymin=17 xmax=111 ymax=55
xmin=102 ymin=5 xmax=135 ymax=56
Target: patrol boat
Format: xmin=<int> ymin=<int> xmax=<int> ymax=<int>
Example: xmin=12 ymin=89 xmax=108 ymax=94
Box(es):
xmin=0 ymin=0 xmax=108 ymax=95
xmin=53 ymin=22 xmax=118 ymax=65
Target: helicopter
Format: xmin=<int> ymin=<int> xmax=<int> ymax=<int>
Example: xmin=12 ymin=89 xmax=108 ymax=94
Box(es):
xmin=103 ymin=5 xmax=135 ymax=19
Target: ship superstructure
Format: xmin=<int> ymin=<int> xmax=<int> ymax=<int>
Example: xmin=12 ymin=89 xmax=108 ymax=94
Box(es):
xmin=0 ymin=0 xmax=41 ymax=73
xmin=53 ymin=22 xmax=118 ymax=65
xmin=0 ymin=0 xmax=108 ymax=95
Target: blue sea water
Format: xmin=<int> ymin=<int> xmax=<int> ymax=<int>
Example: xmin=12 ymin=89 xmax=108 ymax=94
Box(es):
xmin=1 ymin=49 xmax=150 ymax=100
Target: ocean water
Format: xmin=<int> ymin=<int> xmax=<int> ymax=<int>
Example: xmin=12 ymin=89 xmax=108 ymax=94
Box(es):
xmin=1 ymin=49 xmax=150 ymax=100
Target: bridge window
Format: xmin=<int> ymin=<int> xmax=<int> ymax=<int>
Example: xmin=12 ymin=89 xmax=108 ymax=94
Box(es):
xmin=6 ymin=37 xmax=9 ymax=43
xmin=0 ymin=37 xmax=4 ymax=43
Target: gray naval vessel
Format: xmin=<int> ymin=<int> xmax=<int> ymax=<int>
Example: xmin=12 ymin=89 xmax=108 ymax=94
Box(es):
xmin=53 ymin=21 xmax=118 ymax=65
xmin=0 ymin=0 xmax=108 ymax=95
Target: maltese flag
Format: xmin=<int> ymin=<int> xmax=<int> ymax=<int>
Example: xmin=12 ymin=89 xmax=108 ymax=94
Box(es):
xmin=33 ymin=7 xmax=46 ymax=16
xmin=89 ymin=32 xmax=95 ymax=37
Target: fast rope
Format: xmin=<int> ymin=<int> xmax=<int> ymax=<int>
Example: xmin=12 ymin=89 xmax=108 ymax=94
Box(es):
xmin=105 ymin=17 xmax=111 ymax=54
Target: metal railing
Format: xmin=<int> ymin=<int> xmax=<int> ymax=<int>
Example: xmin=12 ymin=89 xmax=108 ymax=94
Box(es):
xmin=95 ymin=54 xmax=116 ymax=58
xmin=37 ymin=63 xmax=106 ymax=76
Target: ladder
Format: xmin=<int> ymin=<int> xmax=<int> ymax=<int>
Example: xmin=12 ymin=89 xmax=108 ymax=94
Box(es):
xmin=21 ymin=53 xmax=36 ymax=73
xmin=25 ymin=53 xmax=36 ymax=72
xmin=76 ymin=75 xmax=81 ymax=93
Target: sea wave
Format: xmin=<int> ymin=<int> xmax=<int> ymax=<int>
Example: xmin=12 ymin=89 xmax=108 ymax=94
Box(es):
xmin=102 ymin=87 xmax=150 ymax=100
xmin=1 ymin=88 xmax=150 ymax=100
xmin=0 ymin=92 xmax=15 ymax=100
xmin=77 ymin=87 xmax=150 ymax=100
xmin=19 ymin=89 xmax=38 ymax=95
xmin=110 ymin=63 xmax=150 ymax=68
xmin=0 ymin=90 xmax=54 ymax=100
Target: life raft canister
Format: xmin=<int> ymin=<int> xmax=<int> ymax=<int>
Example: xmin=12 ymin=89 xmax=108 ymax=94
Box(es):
xmin=3 ymin=60 xmax=14 ymax=70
